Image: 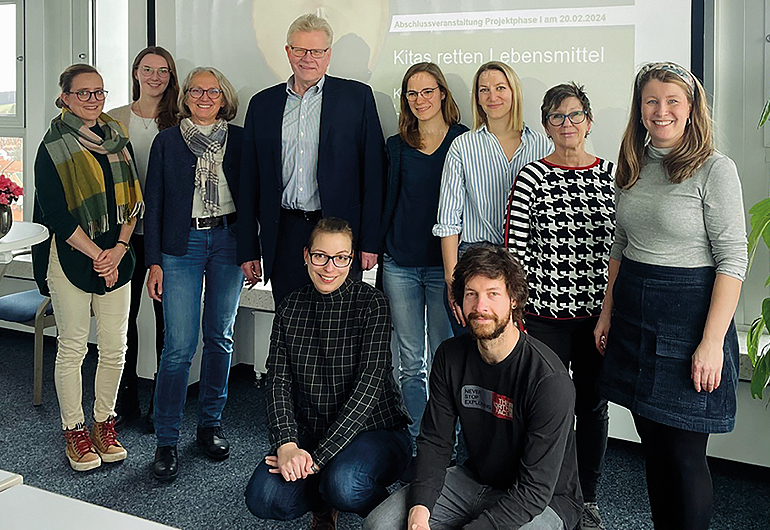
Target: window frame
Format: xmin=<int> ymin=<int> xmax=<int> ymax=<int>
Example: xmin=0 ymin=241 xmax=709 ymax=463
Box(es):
xmin=0 ymin=0 xmax=24 ymax=128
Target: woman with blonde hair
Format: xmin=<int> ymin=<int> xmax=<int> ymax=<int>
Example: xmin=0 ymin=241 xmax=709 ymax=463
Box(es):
xmin=433 ymin=61 xmax=551 ymax=332
xmin=594 ymin=62 xmax=747 ymax=530
xmin=144 ymin=66 xmax=243 ymax=481
xmin=33 ymin=63 xmax=143 ymax=471
xmin=380 ymin=62 xmax=467 ymax=450
xmin=107 ymin=45 xmax=180 ymax=427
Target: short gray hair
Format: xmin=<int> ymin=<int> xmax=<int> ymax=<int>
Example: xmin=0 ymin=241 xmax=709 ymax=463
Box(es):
xmin=287 ymin=13 xmax=333 ymax=47
xmin=178 ymin=66 xmax=238 ymax=122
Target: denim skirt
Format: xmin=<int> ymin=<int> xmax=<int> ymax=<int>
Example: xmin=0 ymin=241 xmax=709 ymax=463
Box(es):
xmin=600 ymin=259 xmax=738 ymax=433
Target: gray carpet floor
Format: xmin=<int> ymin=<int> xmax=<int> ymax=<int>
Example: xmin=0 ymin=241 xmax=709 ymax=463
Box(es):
xmin=0 ymin=328 xmax=768 ymax=529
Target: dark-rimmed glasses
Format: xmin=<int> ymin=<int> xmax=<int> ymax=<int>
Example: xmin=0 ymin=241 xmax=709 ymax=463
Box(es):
xmin=138 ymin=65 xmax=171 ymax=78
xmin=188 ymin=87 xmax=222 ymax=100
xmin=288 ymin=46 xmax=330 ymax=59
xmin=405 ymin=87 xmax=439 ymax=101
xmin=66 ymin=89 xmax=108 ymax=102
xmin=546 ymin=110 xmax=588 ymax=127
xmin=309 ymin=252 xmax=353 ymax=268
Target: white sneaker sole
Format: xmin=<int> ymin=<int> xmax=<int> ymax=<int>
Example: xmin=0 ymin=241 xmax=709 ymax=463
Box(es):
xmin=67 ymin=454 xmax=102 ymax=471
xmin=96 ymin=447 xmax=128 ymax=463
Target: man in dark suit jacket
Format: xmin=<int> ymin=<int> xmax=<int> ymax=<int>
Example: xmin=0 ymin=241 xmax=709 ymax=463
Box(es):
xmin=237 ymin=13 xmax=386 ymax=306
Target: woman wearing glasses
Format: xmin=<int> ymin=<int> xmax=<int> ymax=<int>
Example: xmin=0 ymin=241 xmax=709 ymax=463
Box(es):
xmin=503 ymin=82 xmax=614 ymax=530
xmin=433 ymin=61 xmax=551 ymax=333
xmin=245 ymin=217 xmax=411 ymax=527
xmin=380 ymin=63 xmax=467 ymax=451
xmin=32 ymin=64 xmax=143 ymax=471
xmin=107 ymin=46 xmax=179 ymax=428
xmin=595 ymin=63 xmax=746 ymax=530
xmin=144 ymin=67 xmax=243 ymax=481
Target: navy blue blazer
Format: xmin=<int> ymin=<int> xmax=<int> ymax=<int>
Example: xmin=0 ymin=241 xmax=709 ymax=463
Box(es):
xmin=236 ymin=76 xmax=386 ymax=280
xmin=144 ymin=124 xmax=243 ymax=267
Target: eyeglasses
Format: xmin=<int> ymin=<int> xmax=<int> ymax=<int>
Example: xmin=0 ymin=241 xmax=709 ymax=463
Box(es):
xmin=66 ymin=89 xmax=108 ymax=102
xmin=309 ymin=252 xmax=353 ymax=268
xmin=405 ymin=87 xmax=440 ymax=101
xmin=187 ymin=87 xmax=222 ymax=99
xmin=288 ymin=46 xmax=330 ymax=59
xmin=138 ymin=65 xmax=171 ymax=78
xmin=546 ymin=110 xmax=588 ymax=127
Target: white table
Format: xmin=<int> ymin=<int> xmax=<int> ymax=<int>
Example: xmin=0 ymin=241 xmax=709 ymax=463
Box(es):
xmin=0 ymin=469 xmax=22 ymax=492
xmin=0 ymin=485 xmax=179 ymax=529
xmin=0 ymin=221 xmax=48 ymax=279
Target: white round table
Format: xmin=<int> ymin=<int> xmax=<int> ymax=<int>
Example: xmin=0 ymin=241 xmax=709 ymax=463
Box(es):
xmin=0 ymin=222 xmax=48 ymax=278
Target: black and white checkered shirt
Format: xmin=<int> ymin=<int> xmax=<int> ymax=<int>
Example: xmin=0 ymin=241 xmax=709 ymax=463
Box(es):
xmin=267 ymin=278 xmax=409 ymax=468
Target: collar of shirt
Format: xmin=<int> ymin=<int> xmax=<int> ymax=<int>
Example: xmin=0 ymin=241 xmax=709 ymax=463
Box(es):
xmin=310 ymin=277 xmax=356 ymax=303
xmin=286 ymin=74 xmax=326 ymax=99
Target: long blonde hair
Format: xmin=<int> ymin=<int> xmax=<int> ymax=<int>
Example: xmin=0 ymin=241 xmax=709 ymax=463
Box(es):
xmin=471 ymin=61 xmax=523 ymax=132
xmin=616 ymin=62 xmax=713 ymax=189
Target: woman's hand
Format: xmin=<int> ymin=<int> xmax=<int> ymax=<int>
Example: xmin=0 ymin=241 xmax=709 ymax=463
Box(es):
xmin=407 ymin=505 xmax=431 ymax=530
xmin=93 ymin=246 xmax=126 ymax=275
xmin=446 ymin=280 xmax=466 ymax=327
xmin=691 ymin=338 xmax=724 ymax=393
xmin=146 ymin=264 xmax=163 ymax=302
xmin=267 ymin=442 xmax=314 ymax=482
xmin=594 ymin=309 xmax=611 ymax=355
xmin=103 ymin=268 xmax=119 ymax=289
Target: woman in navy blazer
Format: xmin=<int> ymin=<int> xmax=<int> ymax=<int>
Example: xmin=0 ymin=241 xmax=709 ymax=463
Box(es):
xmin=144 ymin=66 xmax=243 ymax=482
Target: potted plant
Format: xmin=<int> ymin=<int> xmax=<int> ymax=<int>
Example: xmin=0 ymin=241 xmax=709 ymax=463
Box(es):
xmin=0 ymin=173 xmax=22 ymax=239
xmin=744 ymin=101 xmax=770 ymax=401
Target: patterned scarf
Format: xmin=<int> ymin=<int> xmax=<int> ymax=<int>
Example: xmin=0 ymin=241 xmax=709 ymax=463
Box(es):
xmin=43 ymin=109 xmax=143 ymax=238
xmin=180 ymin=118 xmax=228 ymax=215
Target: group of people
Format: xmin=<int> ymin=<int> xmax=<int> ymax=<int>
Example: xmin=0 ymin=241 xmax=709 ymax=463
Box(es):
xmin=30 ymin=10 xmax=746 ymax=530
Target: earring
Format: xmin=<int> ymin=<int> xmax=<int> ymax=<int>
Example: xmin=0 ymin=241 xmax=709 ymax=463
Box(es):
xmin=687 ymin=117 xmax=691 ymax=125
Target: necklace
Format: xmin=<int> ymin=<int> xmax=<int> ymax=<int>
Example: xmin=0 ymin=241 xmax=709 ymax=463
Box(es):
xmin=132 ymin=100 xmax=155 ymax=130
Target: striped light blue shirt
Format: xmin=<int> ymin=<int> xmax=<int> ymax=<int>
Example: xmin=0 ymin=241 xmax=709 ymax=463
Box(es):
xmin=281 ymin=75 xmax=325 ymax=211
xmin=433 ymin=124 xmax=552 ymax=245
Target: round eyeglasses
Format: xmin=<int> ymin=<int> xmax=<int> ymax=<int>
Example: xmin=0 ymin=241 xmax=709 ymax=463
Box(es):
xmin=138 ymin=65 xmax=171 ymax=78
xmin=546 ymin=110 xmax=588 ymax=127
xmin=309 ymin=252 xmax=353 ymax=268
xmin=188 ymin=87 xmax=222 ymax=100
xmin=66 ymin=89 xmax=108 ymax=102
xmin=405 ymin=87 xmax=439 ymax=101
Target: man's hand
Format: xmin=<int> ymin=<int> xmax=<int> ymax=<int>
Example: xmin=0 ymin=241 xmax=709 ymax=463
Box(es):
xmin=267 ymin=442 xmax=315 ymax=482
xmin=407 ymin=505 xmax=431 ymax=530
xmin=146 ymin=264 xmax=163 ymax=302
xmin=241 ymin=260 xmax=263 ymax=289
xmin=359 ymin=251 xmax=378 ymax=271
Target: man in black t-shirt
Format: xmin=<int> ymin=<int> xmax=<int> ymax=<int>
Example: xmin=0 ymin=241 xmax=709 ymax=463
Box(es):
xmin=365 ymin=245 xmax=582 ymax=530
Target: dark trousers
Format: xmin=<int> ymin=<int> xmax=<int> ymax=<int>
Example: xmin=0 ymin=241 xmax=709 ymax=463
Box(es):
xmin=633 ymin=414 xmax=713 ymax=530
xmin=117 ymin=233 xmax=164 ymax=413
xmin=525 ymin=314 xmax=608 ymax=503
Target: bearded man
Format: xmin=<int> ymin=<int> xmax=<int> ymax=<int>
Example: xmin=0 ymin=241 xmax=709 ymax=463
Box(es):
xmin=364 ymin=245 xmax=582 ymax=530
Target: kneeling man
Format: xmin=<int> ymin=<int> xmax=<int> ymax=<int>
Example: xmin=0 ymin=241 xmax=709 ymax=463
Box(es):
xmin=365 ymin=245 xmax=582 ymax=530
xmin=245 ymin=217 xmax=411 ymax=529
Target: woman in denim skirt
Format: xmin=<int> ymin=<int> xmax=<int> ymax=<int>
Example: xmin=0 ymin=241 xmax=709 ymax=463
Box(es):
xmin=593 ymin=63 xmax=747 ymax=530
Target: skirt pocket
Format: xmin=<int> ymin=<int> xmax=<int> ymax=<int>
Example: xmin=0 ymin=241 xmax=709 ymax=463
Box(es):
xmin=651 ymin=335 xmax=707 ymax=414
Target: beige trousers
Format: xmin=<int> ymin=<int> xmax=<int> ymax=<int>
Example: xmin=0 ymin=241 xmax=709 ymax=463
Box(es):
xmin=47 ymin=239 xmax=130 ymax=430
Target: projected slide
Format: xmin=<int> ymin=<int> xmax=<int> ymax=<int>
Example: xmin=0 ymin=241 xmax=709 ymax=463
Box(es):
xmin=161 ymin=0 xmax=691 ymax=161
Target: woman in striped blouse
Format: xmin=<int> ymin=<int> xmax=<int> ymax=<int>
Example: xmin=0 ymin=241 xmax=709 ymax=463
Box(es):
xmin=503 ymin=82 xmax=615 ymax=530
xmin=433 ymin=61 xmax=551 ymax=330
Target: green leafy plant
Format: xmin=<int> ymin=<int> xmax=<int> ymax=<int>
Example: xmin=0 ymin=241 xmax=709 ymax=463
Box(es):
xmin=745 ymin=103 xmax=770 ymax=400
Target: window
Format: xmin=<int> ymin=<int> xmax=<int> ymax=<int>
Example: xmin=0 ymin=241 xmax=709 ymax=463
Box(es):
xmin=0 ymin=1 xmax=24 ymax=128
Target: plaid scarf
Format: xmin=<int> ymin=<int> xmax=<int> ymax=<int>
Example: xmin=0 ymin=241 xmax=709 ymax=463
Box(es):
xmin=180 ymin=118 xmax=228 ymax=215
xmin=43 ymin=109 xmax=143 ymax=238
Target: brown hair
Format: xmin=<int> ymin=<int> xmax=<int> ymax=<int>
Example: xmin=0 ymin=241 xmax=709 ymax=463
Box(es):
xmin=398 ymin=62 xmax=461 ymax=150
xmin=178 ymin=66 xmax=239 ymax=122
xmin=451 ymin=245 xmax=528 ymax=322
xmin=131 ymin=46 xmax=180 ymax=131
xmin=471 ymin=61 xmax=523 ymax=131
xmin=307 ymin=217 xmax=354 ymax=250
xmin=56 ymin=64 xmax=100 ymax=109
xmin=616 ymin=62 xmax=713 ymax=189
xmin=540 ymin=82 xmax=593 ymax=127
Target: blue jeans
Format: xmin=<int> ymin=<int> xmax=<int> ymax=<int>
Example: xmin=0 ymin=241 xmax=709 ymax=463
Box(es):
xmin=382 ymin=256 xmax=452 ymax=445
xmin=154 ymin=226 xmax=244 ymax=447
xmin=364 ymin=465 xmax=566 ymax=530
xmin=245 ymin=428 xmax=412 ymax=519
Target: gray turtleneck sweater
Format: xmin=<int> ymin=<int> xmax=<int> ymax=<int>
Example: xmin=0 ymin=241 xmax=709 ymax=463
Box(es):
xmin=610 ymin=146 xmax=747 ymax=281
